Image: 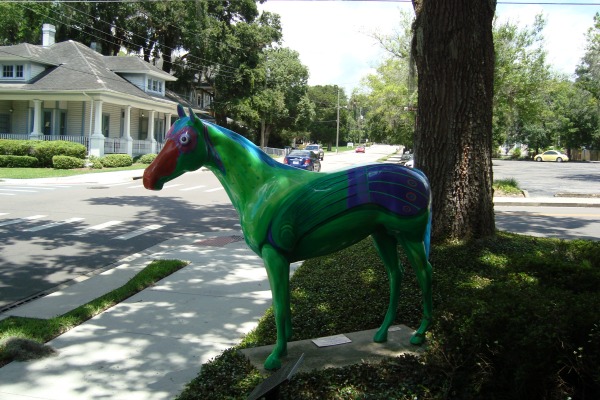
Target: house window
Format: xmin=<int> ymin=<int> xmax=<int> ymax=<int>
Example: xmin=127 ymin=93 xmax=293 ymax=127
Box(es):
xmin=59 ymin=111 xmax=67 ymax=136
xmin=0 ymin=114 xmax=10 ymax=133
xmin=102 ymin=114 xmax=110 ymax=137
xmin=43 ymin=111 xmax=52 ymax=135
xmin=2 ymin=64 xmax=24 ymax=79
xmin=146 ymin=78 xmax=164 ymax=95
xmin=3 ymin=65 xmax=13 ymax=78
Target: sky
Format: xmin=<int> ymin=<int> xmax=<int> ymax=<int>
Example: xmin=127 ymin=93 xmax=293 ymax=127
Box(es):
xmin=257 ymin=0 xmax=599 ymax=95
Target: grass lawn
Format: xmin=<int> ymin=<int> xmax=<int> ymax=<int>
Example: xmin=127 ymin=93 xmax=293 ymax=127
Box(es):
xmin=176 ymin=233 xmax=600 ymax=400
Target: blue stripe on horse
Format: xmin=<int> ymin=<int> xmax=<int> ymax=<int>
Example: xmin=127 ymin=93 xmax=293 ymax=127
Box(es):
xmin=347 ymin=164 xmax=429 ymax=216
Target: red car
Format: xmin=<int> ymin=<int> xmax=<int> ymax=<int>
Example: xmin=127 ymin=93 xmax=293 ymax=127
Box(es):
xmin=355 ymin=146 xmax=365 ymax=153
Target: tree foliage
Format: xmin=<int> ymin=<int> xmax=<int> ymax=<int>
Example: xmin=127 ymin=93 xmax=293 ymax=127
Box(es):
xmin=306 ymin=85 xmax=347 ymax=147
xmin=356 ymin=9 xmax=416 ymax=147
xmin=492 ymin=15 xmax=551 ymax=151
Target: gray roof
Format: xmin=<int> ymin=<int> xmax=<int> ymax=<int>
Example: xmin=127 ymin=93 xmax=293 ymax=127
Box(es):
xmin=0 ymin=40 xmax=177 ymax=102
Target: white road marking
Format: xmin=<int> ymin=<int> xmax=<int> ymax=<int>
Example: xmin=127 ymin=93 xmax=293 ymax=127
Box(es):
xmin=128 ymin=185 xmax=144 ymax=189
xmin=0 ymin=215 xmax=46 ymax=227
xmin=163 ymin=183 xmax=183 ymax=189
xmin=25 ymin=217 xmax=85 ymax=232
xmin=68 ymin=220 xmax=122 ymax=236
xmin=0 ymin=193 xmax=15 ymax=196
xmin=180 ymin=185 xmax=206 ymax=191
xmin=0 ymin=188 xmax=37 ymax=193
xmin=113 ymin=224 xmax=163 ymax=240
xmin=205 ymin=187 xmax=224 ymax=192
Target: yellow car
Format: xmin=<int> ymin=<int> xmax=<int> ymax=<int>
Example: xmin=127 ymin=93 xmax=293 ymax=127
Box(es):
xmin=534 ymin=150 xmax=569 ymax=162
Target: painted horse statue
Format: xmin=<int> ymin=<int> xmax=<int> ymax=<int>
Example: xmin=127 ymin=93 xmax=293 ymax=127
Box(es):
xmin=143 ymin=105 xmax=433 ymax=370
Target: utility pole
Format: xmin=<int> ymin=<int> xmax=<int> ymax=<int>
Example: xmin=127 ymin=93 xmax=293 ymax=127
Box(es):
xmin=336 ymin=88 xmax=340 ymax=153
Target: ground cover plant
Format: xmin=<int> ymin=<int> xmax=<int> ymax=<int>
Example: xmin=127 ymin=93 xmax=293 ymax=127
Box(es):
xmin=0 ymin=259 xmax=187 ymax=367
xmin=177 ymin=232 xmax=599 ymax=400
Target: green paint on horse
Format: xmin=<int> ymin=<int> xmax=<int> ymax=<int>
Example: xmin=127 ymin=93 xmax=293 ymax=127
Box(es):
xmin=143 ymin=105 xmax=433 ymax=370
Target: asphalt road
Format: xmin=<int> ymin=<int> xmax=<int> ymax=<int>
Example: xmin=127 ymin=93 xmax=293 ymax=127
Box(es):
xmin=492 ymin=159 xmax=600 ymax=197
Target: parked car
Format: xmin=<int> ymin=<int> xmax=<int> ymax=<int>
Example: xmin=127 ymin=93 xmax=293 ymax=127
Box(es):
xmin=398 ymin=153 xmax=413 ymax=165
xmin=283 ymin=150 xmax=322 ymax=171
xmin=305 ymin=144 xmax=324 ymax=160
xmin=534 ymin=150 xmax=569 ymax=162
xmin=355 ymin=146 xmax=365 ymax=153
xmin=405 ymin=158 xmax=414 ymax=168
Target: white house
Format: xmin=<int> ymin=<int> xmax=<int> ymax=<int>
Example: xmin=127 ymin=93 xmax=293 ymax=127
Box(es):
xmin=0 ymin=24 xmax=212 ymax=157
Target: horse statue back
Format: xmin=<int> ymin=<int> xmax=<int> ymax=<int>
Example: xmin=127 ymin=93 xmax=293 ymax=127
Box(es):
xmin=144 ymin=105 xmax=433 ymax=370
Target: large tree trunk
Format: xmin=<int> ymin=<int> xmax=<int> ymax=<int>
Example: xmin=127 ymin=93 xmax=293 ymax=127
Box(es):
xmin=411 ymin=0 xmax=497 ymax=241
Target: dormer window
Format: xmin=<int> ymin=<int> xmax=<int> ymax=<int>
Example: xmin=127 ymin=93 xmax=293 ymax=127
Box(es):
xmin=146 ymin=77 xmax=164 ymax=95
xmin=2 ymin=64 xmax=24 ymax=79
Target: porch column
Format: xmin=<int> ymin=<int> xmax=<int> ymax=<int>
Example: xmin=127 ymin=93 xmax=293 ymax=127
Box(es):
xmin=164 ymin=113 xmax=172 ymax=138
xmin=90 ymin=100 xmax=105 ymax=157
xmin=124 ymin=106 xmax=133 ymax=156
xmin=29 ymin=100 xmax=42 ymax=139
xmin=149 ymin=110 xmax=157 ymax=154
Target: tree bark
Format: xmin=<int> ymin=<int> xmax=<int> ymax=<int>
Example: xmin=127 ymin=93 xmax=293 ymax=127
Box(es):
xmin=411 ymin=0 xmax=497 ymax=241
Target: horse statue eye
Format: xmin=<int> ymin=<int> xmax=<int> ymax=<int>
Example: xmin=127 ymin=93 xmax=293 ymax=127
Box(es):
xmin=179 ymin=133 xmax=190 ymax=145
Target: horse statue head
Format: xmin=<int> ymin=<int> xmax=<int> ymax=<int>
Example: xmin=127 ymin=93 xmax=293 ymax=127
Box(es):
xmin=143 ymin=105 xmax=208 ymax=191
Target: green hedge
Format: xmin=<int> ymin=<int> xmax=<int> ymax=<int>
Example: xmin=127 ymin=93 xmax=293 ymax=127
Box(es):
xmin=52 ymin=155 xmax=85 ymax=170
xmin=137 ymin=153 xmax=157 ymax=164
xmin=0 ymin=140 xmax=32 ymax=156
xmin=0 ymin=155 xmax=39 ymax=168
xmin=100 ymin=154 xmax=133 ymax=168
xmin=0 ymin=140 xmax=87 ymax=168
xmin=31 ymin=141 xmax=86 ymax=167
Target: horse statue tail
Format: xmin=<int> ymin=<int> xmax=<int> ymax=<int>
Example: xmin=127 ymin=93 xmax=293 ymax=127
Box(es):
xmin=410 ymin=166 xmax=432 ymax=260
xmin=424 ymin=209 xmax=432 ymax=260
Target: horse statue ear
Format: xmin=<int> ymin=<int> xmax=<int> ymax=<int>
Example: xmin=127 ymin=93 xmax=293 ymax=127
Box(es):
xmin=188 ymin=107 xmax=197 ymax=122
xmin=177 ymin=104 xmax=186 ymax=118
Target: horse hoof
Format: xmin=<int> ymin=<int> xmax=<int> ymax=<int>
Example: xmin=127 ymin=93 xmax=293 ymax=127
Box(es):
xmin=410 ymin=332 xmax=425 ymax=345
xmin=264 ymin=354 xmax=281 ymax=371
xmin=373 ymin=330 xmax=388 ymax=343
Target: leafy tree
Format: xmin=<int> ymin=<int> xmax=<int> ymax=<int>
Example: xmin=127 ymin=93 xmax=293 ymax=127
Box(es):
xmin=359 ymin=58 xmax=415 ymax=146
xmin=575 ymin=12 xmax=600 ymax=148
xmin=232 ymin=47 xmax=311 ymax=147
xmin=0 ymin=2 xmax=51 ymax=46
xmin=359 ymin=9 xmax=416 ymax=147
xmin=306 ymin=85 xmax=347 ymax=147
xmin=492 ymin=15 xmax=551 ymax=151
xmin=411 ymin=0 xmax=496 ymax=241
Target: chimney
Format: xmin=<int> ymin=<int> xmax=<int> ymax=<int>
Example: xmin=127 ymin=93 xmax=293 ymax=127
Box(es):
xmin=42 ymin=24 xmax=55 ymax=47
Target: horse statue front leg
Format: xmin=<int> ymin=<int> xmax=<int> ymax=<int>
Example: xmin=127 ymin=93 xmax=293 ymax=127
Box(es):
xmin=261 ymin=244 xmax=292 ymax=370
xmin=371 ymin=230 xmax=404 ymax=343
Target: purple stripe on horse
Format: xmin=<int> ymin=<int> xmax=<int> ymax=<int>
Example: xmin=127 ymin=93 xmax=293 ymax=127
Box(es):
xmin=347 ymin=165 xmax=429 ymax=216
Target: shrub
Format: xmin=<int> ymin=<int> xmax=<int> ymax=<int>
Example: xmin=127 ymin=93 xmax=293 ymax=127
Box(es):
xmin=100 ymin=154 xmax=133 ymax=168
xmin=0 ymin=155 xmax=38 ymax=168
xmin=137 ymin=153 xmax=157 ymax=164
xmin=52 ymin=155 xmax=85 ymax=170
xmin=510 ymin=147 xmax=522 ymax=159
xmin=0 ymin=140 xmax=31 ymax=156
xmin=87 ymin=155 xmax=103 ymax=170
xmin=30 ymin=141 xmax=86 ymax=168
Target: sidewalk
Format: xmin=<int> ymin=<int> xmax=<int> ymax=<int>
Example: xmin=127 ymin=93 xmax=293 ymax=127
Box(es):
xmin=0 ymin=230 xmax=291 ymax=400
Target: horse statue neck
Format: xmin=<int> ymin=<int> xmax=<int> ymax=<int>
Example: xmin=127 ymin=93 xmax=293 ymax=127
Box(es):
xmin=200 ymin=121 xmax=285 ymax=215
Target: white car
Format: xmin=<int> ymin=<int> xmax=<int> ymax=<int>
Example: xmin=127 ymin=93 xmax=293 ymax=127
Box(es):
xmin=305 ymin=144 xmax=324 ymax=160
